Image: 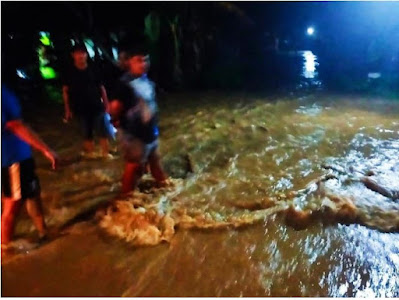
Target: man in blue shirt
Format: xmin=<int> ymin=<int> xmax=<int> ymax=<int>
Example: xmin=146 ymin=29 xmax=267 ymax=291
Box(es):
xmin=2 ymin=85 xmax=58 ymax=247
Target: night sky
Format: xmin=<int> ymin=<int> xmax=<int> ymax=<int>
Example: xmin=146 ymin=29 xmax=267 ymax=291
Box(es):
xmin=2 ymin=1 xmax=399 ymax=91
xmin=3 ymin=2 xmax=399 ymax=37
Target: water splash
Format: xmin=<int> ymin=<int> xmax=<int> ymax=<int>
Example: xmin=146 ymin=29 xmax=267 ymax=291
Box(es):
xmin=99 ymin=96 xmax=399 ymax=247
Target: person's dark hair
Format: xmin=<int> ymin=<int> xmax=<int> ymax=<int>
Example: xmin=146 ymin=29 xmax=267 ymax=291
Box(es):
xmin=118 ymin=39 xmax=131 ymax=55
xmin=71 ymin=43 xmax=87 ymax=53
xmin=119 ymin=34 xmax=148 ymax=57
xmin=110 ymin=82 xmax=135 ymax=110
xmin=127 ymin=44 xmax=148 ymax=58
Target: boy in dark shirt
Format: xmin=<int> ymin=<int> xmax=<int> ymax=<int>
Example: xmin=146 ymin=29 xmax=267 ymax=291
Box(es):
xmin=109 ymin=46 xmax=168 ymax=194
xmin=62 ymin=44 xmax=111 ymax=158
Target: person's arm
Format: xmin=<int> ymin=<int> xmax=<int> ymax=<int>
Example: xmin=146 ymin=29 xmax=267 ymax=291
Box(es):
xmin=100 ymin=85 xmax=110 ymax=112
xmin=139 ymin=80 xmax=157 ymax=123
xmin=138 ymin=98 xmax=152 ymax=124
xmin=5 ymin=120 xmax=58 ymax=169
xmin=62 ymin=85 xmax=72 ymax=121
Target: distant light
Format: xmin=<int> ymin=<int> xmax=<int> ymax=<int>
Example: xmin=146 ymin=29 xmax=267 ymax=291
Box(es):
xmin=86 ymin=46 xmax=95 ymax=59
xmin=40 ymin=66 xmax=57 ymax=80
xmin=84 ymin=39 xmax=95 ymax=58
xmin=368 ymin=72 xmax=381 ymax=79
xmin=307 ymin=27 xmax=314 ymax=36
xmin=16 ymin=69 xmax=27 ymax=79
xmin=112 ymin=47 xmax=118 ymax=60
xmin=39 ymin=31 xmax=51 ymax=46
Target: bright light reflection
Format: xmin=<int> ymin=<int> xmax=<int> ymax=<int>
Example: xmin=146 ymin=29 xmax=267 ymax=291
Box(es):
xmin=302 ymin=50 xmax=318 ymax=79
xmin=112 ymin=47 xmax=118 ymax=60
xmin=84 ymin=39 xmax=95 ymax=58
xmin=16 ymin=69 xmax=27 ymax=79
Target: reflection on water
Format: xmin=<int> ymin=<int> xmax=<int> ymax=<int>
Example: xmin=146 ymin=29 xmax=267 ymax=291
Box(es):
xmin=297 ymin=50 xmax=322 ymax=89
xmin=302 ymin=50 xmax=318 ymax=79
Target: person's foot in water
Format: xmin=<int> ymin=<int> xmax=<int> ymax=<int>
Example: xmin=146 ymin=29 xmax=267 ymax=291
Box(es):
xmin=155 ymin=178 xmax=174 ymax=188
xmin=1 ymin=238 xmax=40 ymax=254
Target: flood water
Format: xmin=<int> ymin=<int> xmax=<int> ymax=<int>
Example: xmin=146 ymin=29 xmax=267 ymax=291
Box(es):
xmin=2 ymin=52 xmax=399 ymax=297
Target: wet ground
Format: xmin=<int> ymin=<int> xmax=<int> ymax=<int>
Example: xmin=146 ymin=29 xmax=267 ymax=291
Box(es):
xmin=2 ymin=51 xmax=399 ymax=296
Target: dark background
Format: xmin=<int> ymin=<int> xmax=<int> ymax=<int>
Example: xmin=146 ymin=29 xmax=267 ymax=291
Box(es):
xmin=2 ymin=1 xmax=399 ymax=97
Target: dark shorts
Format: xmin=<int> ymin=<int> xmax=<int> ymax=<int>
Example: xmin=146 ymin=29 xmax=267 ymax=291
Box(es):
xmin=2 ymin=158 xmax=41 ymax=200
xmin=119 ymin=133 xmax=159 ymax=164
xmin=79 ymin=112 xmax=107 ymax=140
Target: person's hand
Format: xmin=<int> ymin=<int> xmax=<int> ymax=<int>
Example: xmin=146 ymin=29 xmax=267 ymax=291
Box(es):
xmin=64 ymin=109 xmax=73 ymax=122
xmin=104 ymin=103 xmax=110 ymax=114
xmin=43 ymin=150 xmax=59 ymax=170
xmin=141 ymin=104 xmax=152 ymax=124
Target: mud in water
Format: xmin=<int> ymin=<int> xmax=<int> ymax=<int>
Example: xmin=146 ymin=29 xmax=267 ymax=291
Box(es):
xmin=100 ymin=93 xmax=399 ymax=247
xmin=2 ymin=92 xmax=399 ymax=296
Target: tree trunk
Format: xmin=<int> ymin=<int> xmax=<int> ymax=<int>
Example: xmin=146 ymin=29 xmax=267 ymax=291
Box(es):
xmin=169 ymin=18 xmax=182 ymax=86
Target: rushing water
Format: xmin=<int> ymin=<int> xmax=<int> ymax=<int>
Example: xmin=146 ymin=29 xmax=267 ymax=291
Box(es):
xmin=2 ymin=53 xmax=399 ymax=296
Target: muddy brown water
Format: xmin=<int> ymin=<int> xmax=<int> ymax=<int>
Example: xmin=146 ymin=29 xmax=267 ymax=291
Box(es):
xmin=2 ymin=92 xmax=399 ymax=296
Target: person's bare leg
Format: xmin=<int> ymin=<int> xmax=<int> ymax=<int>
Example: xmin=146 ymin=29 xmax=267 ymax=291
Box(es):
xmin=83 ymin=140 xmax=95 ymax=154
xmin=148 ymin=150 xmax=167 ymax=185
xmin=100 ymin=138 xmax=109 ymax=157
xmin=1 ymin=199 xmax=23 ymax=245
xmin=143 ymin=162 xmax=150 ymax=174
xmin=25 ymin=197 xmax=47 ymax=239
xmin=121 ymin=162 xmax=144 ymax=194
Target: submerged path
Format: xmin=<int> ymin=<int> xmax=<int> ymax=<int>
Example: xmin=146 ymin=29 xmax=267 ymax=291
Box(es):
xmin=2 ymin=92 xmax=399 ymax=296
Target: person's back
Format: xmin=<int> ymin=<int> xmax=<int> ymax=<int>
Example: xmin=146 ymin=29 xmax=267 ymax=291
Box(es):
xmin=2 ymin=85 xmax=32 ymax=168
xmin=119 ymin=72 xmax=159 ymax=144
